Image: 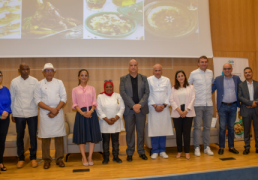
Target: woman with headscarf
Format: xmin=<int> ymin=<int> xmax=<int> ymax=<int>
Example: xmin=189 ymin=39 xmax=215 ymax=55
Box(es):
xmin=97 ymin=80 xmax=125 ymax=165
xmin=72 ymin=69 xmax=102 ymax=166
xmin=0 ymin=70 xmax=12 ymax=172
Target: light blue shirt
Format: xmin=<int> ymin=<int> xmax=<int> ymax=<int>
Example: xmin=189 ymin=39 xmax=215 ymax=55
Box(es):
xmin=222 ymin=76 xmax=236 ymax=103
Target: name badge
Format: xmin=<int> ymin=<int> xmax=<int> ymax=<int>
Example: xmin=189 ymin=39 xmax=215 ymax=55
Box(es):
xmin=117 ymin=99 xmax=119 ymax=104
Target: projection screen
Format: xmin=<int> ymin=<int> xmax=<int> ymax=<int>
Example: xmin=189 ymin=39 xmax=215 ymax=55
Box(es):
xmin=0 ymin=0 xmax=213 ymax=58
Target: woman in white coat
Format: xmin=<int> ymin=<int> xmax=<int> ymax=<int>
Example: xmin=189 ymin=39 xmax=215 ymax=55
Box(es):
xmin=97 ymin=80 xmax=125 ymax=165
xmin=170 ymin=70 xmax=195 ymax=160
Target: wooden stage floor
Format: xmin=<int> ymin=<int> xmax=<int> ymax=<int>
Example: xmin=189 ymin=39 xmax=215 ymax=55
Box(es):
xmin=1 ymin=140 xmax=258 ymax=180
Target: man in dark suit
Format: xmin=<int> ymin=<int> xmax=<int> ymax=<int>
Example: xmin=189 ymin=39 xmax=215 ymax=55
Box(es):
xmin=238 ymin=67 xmax=258 ymax=154
xmin=120 ymin=59 xmax=150 ymax=161
xmin=212 ymin=63 xmax=241 ymax=155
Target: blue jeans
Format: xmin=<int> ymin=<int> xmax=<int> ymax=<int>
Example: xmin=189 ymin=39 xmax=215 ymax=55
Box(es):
xmin=218 ymin=103 xmax=237 ymax=148
xmin=151 ymin=136 xmax=166 ymax=153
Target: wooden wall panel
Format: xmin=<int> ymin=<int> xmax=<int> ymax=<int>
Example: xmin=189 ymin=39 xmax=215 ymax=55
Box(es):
xmin=0 ymin=57 xmax=201 ymax=114
xmin=209 ymin=0 xmax=256 ymax=52
xmin=255 ymin=0 xmax=258 ymax=52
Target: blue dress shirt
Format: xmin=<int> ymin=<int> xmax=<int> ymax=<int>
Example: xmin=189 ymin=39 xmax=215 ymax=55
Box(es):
xmin=223 ymin=76 xmax=237 ymax=103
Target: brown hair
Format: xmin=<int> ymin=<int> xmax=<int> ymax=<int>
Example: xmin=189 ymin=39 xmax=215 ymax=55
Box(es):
xmin=198 ymin=56 xmax=208 ymax=63
xmin=174 ymin=70 xmax=189 ymax=90
xmin=78 ymin=69 xmax=89 ymax=85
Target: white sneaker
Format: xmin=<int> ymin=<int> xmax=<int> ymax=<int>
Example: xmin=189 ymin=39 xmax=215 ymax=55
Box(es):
xmin=204 ymin=146 xmax=214 ymax=156
xmin=159 ymin=152 xmax=169 ymax=159
xmin=151 ymin=153 xmax=158 ymax=159
xmin=194 ymin=147 xmax=201 ymax=156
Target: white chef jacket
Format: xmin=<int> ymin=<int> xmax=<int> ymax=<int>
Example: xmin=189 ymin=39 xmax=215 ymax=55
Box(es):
xmin=97 ymin=93 xmax=125 ymax=133
xmin=188 ymin=68 xmax=214 ymax=106
xmin=10 ymin=76 xmax=38 ymax=118
xmin=34 ymin=78 xmax=67 ymax=138
xmin=147 ymin=76 xmax=174 ymax=137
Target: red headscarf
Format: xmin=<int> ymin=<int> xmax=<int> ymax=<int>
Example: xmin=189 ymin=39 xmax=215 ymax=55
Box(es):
xmin=100 ymin=81 xmax=114 ymax=96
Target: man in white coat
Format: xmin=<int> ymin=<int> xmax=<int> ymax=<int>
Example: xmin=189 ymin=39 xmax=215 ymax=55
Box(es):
xmin=147 ymin=64 xmax=173 ymax=159
xmin=10 ymin=63 xmax=38 ymax=169
xmin=34 ymin=63 xmax=67 ymax=169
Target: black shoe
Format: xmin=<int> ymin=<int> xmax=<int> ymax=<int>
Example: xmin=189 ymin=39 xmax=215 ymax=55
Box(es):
xmin=127 ymin=156 xmax=133 ymax=162
xmin=243 ymin=149 xmax=250 ymax=155
xmin=256 ymin=149 xmax=258 ymax=153
xmin=218 ymin=149 xmax=224 ymax=155
xmin=102 ymin=158 xmax=109 ymax=165
xmin=139 ymin=154 xmax=148 ymax=160
xmin=113 ymin=156 xmax=122 ymax=163
xmin=0 ymin=163 xmax=7 ymax=171
xmin=229 ymin=148 xmax=239 ymax=154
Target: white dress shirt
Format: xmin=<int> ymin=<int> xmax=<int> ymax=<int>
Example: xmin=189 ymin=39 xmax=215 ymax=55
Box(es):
xmin=97 ymin=93 xmax=125 ymax=133
xmin=147 ymin=75 xmax=173 ymax=137
xmin=10 ymin=76 xmax=38 ymax=118
xmin=34 ymin=78 xmax=67 ymax=138
xmin=188 ymin=68 xmax=214 ymax=106
xmin=247 ymin=81 xmax=254 ymax=101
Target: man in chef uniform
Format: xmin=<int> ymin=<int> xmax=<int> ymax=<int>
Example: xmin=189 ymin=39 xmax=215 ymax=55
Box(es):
xmin=34 ymin=63 xmax=67 ymax=169
xmin=147 ymin=64 xmax=173 ymax=159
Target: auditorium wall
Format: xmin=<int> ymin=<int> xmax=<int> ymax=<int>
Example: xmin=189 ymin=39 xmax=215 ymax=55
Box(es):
xmin=0 ymin=0 xmax=257 ymax=147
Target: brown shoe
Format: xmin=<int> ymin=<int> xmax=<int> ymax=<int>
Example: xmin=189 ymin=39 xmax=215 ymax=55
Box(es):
xmin=31 ymin=160 xmax=38 ymax=168
xmin=56 ymin=161 xmax=65 ymax=167
xmin=17 ymin=161 xmax=25 ymax=169
xmin=43 ymin=162 xmax=51 ymax=169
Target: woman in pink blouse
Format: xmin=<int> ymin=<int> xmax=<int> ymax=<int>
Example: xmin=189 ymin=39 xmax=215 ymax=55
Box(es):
xmin=72 ymin=69 xmax=101 ymax=166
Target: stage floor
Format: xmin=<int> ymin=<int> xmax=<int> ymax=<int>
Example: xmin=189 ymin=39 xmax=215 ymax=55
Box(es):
xmin=1 ymin=140 xmax=258 ymax=180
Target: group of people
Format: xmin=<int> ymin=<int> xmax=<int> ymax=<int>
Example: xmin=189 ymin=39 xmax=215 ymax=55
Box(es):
xmin=0 ymin=56 xmax=258 ymax=172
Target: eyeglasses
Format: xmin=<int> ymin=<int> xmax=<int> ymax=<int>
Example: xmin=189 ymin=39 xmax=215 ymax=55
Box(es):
xmin=104 ymin=80 xmax=112 ymax=82
xmin=45 ymin=69 xmax=54 ymax=73
xmin=223 ymin=68 xmax=232 ymax=70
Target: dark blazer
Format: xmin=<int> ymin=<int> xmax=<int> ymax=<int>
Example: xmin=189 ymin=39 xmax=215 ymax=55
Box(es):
xmin=212 ymin=75 xmax=241 ymax=110
xmin=237 ymin=80 xmax=258 ymax=117
xmin=120 ymin=73 xmax=150 ymax=116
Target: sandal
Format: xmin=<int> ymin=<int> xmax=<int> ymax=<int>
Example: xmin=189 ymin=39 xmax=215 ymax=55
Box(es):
xmin=185 ymin=153 xmax=190 ymax=160
xmin=0 ymin=163 xmax=7 ymax=171
xmin=176 ymin=153 xmax=182 ymax=158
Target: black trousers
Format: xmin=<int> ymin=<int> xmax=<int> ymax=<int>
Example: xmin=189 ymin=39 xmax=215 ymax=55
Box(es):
xmin=173 ymin=117 xmax=193 ymax=153
xmin=102 ymin=132 xmax=119 ymax=158
xmin=242 ymin=109 xmax=258 ymax=150
xmin=15 ymin=116 xmax=38 ymax=161
xmin=0 ymin=115 xmax=10 ymax=164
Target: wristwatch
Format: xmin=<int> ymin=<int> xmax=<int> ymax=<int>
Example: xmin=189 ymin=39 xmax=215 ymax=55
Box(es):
xmin=186 ymin=109 xmax=190 ymax=113
xmin=91 ymin=109 xmax=94 ymax=112
xmin=163 ymin=104 xmax=167 ymax=108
